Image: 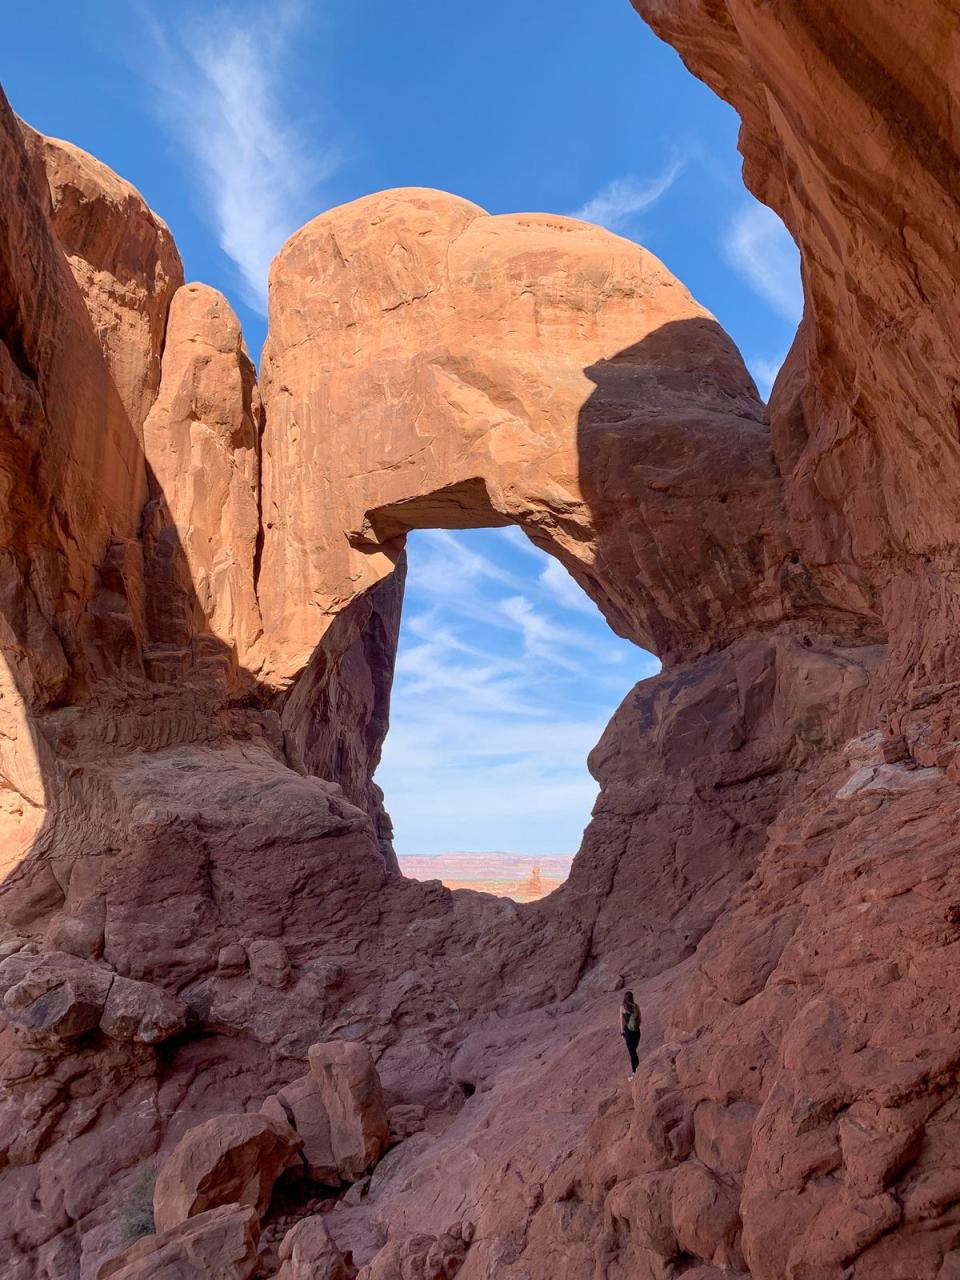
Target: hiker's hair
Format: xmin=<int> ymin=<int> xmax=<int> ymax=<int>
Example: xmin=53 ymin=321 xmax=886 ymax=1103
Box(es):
xmin=622 ymin=991 xmax=635 ymax=1005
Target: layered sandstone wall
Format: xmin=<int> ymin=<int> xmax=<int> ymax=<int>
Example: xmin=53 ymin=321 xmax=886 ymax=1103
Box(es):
xmin=258 ymin=187 xmax=824 ymax=676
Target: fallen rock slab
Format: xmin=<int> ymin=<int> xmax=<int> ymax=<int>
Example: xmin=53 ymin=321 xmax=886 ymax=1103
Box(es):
xmin=153 ymin=1113 xmax=301 ymax=1233
xmin=97 ymin=1203 xmax=259 ymax=1280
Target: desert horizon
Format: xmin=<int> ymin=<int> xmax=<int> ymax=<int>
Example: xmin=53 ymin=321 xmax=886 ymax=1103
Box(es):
xmin=398 ymin=852 xmax=574 ymax=902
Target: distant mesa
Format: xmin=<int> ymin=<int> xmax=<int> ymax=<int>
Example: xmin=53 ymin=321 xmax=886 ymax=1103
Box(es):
xmin=397 ymin=852 xmax=573 ymax=902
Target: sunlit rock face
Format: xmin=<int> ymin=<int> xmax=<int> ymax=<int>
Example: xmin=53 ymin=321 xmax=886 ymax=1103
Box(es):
xmin=0 ymin=104 xmax=165 ymax=865
xmin=259 ymin=185 xmax=841 ymax=879
xmin=1 ymin=0 xmax=959 ymax=1270
xmin=140 ymin=282 xmax=264 ymax=667
xmin=260 ymin=186 xmax=825 ymax=677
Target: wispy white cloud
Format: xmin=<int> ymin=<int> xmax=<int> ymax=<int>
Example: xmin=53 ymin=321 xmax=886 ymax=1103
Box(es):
xmin=500 ymin=594 xmax=609 ymax=673
xmin=140 ymin=2 xmax=335 ymax=312
xmin=573 ymin=158 xmax=685 ymax=231
xmin=410 ymin=530 xmax=520 ymax=596
xmin=724 ymin=202 xmax=803 ymax=324
xmin=539 ymin=557 xmax=598 ymax=617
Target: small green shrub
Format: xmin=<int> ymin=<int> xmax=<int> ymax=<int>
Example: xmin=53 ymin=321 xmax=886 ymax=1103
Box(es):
xmin=118 ymin=1164 xmax=156 ymax=1246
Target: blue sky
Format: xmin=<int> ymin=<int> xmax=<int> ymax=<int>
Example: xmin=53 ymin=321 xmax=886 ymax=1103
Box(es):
xmin=377 ymin=530 xmax=659 ymax=855
xmin=5 ymin=0 xmax=801 ymax=855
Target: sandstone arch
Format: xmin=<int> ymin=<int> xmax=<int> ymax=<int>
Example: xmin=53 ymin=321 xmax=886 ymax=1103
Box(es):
xmin=259 ymin=188 xmax=879 ymax=858
xmin=259 ymin=187 xmax=803 ymax=684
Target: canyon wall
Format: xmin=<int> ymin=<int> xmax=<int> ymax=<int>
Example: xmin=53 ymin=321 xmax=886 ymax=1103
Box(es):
xmin=1 ymin=1 xmax=959 ymax=1275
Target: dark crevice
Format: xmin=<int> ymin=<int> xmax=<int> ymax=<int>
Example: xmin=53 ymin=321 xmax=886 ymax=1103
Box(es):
xmin=251 ymin=386 xmax=266 ymax=606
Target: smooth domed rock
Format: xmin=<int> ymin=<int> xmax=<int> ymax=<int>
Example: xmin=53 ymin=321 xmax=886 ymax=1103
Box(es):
xmin=260 ymin=187 xmax=793 ymax=678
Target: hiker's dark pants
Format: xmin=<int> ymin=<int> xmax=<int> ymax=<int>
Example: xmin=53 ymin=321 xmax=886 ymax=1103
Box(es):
xmin=623 ymin=1029 xmax=640 ymax=1073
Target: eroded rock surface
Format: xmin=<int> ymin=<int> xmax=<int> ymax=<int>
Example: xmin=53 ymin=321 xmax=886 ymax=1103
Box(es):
xmin=141 ymin=282 xmax=263 ymax=667
xmin=631 ymin=0 xmax=960 ymax=710
xmin=277 ymin=1216 xmax=356 ymax=1280
xmin=17 ymin=121 xmax=184 ymax=434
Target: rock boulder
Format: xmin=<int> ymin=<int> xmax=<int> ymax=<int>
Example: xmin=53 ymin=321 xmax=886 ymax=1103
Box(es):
xmin=152 ymin=1113 xmax=301 ymax=1233
xmin=100 ymin=974 xmax=189 ymax=1043
xmin=307 ymin=1041 xmax=389 ymax=1182
xmin=262 ymin=1073 xmax=339 ymax=1185
xmin=262 ymin=1040 xmax=389 ymax=1185
xmin=0 ymin=951 xmax=111 ymax=1038
xmin=277 ymin=1215 xmax=356 ymax=1280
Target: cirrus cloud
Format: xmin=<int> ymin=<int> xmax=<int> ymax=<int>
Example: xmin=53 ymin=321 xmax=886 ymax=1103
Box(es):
xmin=139 ymin=2 xmax=336 ymax=313
xmin=573 ymin=157 xmax=685 ymax=231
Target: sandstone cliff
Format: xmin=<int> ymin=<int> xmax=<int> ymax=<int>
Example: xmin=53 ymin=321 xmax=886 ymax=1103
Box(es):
xmin=1 ymin=2 xmax=959 ymax=1275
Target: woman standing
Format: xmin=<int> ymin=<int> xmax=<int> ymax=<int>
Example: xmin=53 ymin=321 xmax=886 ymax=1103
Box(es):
xmin=620 ymin=990 xmax=642 ymax=1078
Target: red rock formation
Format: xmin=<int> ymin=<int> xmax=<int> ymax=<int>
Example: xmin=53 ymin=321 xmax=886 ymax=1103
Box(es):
xmin=140 ymin=281 xmax=263 ymax=668
xmin=631 ymin=0 xmax=959 ymax=706
xmin=0 ymin=97 xmax=156 ymax=869
xmin=277 ymin=1215 xmax=355 ymax=1280
xmin=261 ymin=1040 xmax=388 ymax=1186
xmin=306 ymin=1042 xmax=389 ymax=1182
xmin=259 ymin=187 xmax=802 ymax=676
xmin=1 ymin=2 xmax=959 ymax=1274
xmin=17 ymin=122 xmax=184 ymax=433
xmin=152 ymin=1112 xmax=301 ymax=1232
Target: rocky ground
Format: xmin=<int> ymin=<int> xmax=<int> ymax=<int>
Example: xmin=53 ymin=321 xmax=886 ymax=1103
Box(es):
xmin=1 ymin=1 xmax=960 ymax=1277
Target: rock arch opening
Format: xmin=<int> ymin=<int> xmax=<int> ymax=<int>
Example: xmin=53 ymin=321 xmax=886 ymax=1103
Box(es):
xmin=376 ymin=527 xmax=658 ymax=901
